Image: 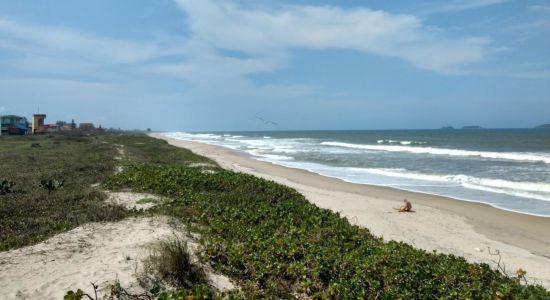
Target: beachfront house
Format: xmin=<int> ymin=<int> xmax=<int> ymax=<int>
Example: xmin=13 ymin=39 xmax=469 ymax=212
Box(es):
xmin=79 ymin=123 xmax=95 ymax=131
xmin=0 ymin=115 xmax=29 ymax=136
xmin=32 ymin=114 xmax=47 ymax=134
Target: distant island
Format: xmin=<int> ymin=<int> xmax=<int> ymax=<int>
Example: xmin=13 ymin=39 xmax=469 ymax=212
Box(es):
xmin=440 ymin=126 xmax=454 ymax=130
xmin=536 ymin=124 xmax=550 ymax=128
xmin=461 ymin=126 xmax=483 ymax=129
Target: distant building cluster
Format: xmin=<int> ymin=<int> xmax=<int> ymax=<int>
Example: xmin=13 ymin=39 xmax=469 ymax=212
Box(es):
xmin=0 ymin=113 xmax=102 ymax=136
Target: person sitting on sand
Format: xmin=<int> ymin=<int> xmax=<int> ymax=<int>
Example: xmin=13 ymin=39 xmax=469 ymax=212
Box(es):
xmin=399 ymin=198 xmax=412 ymax=212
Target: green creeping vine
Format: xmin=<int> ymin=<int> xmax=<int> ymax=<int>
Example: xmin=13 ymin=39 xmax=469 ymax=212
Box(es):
xmin=105 ymin=164 xmax=550 ymax=299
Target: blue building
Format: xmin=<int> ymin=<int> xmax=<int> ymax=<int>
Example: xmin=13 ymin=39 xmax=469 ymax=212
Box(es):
xmin=0 ymin=115 xmax=29 ymax=136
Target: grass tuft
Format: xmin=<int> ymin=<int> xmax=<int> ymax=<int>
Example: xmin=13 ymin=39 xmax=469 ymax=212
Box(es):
xmin=143 ymin=237 xmax=207 ymax=289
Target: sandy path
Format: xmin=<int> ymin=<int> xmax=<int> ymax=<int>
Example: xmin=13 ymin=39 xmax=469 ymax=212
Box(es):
xmin=151 ymin=133 xmax=550 ymax=288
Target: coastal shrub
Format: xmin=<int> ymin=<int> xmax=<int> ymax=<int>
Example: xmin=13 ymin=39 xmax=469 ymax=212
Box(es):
xmin=65 ymin=282 xmax=240 ymax=300
xmin=143 ymin=237 xmax=207 ymax=289
xmin=106 ymin=164 xmax=550 ymax=299
xmin=0 ymin=180 xmax=16 ymax=194
xmin=154 ymin=284 xmax=214 ymax=299
xmin=39 ymin=178 xmax=65 ymax=192
xmin=63 ymin=289 xmax=87 ymax=300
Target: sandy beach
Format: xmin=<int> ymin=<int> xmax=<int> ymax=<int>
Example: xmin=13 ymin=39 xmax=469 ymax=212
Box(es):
xmin=0 ymin=217 xmax=176 ymax=299
xmin=151 ymin=133 xmax=550 ymax=288
xmin=0 ymin=214 xmax=234 ymax=300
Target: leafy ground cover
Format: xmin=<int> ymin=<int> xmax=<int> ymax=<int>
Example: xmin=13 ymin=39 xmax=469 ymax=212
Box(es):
xmin=106 ymin=163 xmax=550 ymax=298
xmin=2 ymin=132 xmax=549 ymax=298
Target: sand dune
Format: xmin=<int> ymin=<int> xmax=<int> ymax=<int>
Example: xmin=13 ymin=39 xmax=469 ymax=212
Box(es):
xmin=0 ymin=217 xmax=177 ymax=299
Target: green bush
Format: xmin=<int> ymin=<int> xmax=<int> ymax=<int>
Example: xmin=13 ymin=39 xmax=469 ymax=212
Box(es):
xmin=39 ymin=178 xmax=65 ymax=192
xmin=144 ymin=237 xmax=207 ymax=289
xmin=106 ymin=164 xmax=550 ymax=299
xmin=0 ymin=180 xmax=16 ymax=194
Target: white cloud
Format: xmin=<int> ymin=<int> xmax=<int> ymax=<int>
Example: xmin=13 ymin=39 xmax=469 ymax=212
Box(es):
xmin=0 ymin=18 xmax=168 ymax=65
xmin=421 ymin=0 xmax=510 ymax=14
xmin=0 ymin=17 xmax=188 ymax=84
xmin=173 ymin=0 xmax=491 ymax=74
xmin=0 ymin=77 xmax=117 ymax=99
xmin=0 ymin=2 xmax=494 ymax=86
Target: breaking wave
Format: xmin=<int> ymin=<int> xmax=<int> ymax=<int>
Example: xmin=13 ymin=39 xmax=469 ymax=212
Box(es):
xmin=377 ymin=139 xmax=427 ymax=145
xmin=362 ymin=168 xmax=550 ymax=202
xmin=322 ymin=142 xmax=550 ymax=164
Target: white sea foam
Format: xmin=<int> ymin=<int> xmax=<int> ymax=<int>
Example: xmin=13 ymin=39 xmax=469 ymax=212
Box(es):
xmin=246 ymin=146 xmax=272 ymax=150
xmin=270 ymin=161 xmax=550 ymax=201
xmin=377 ymin=139 xmax=426 ymax=145
xmin=322 ymin=142 xmax=550 ymax=164
xmin=272 ymin=148 xmax=300 ymax=154
xmin=271 ymin=160 xmax=550 ymax=205
xmin=166 ymin=132 xmax=222 ymax=141
xmin=359 ymin=168 xmax=550 ymax=202
xmin=248 ymin=150 xmax=294 ymax=161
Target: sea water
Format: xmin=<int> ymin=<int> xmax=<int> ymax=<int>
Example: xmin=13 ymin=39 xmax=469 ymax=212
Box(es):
xmin=163 ymin=129 xmax=550 ymax=217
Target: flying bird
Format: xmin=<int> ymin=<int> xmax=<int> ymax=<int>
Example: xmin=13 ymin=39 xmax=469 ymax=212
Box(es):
xmin=255 ymin=116 xmax=278 ymax=126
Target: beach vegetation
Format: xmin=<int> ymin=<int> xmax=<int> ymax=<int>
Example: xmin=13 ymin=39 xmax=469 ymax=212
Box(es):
xmin=106 ymin=161 xmax=550 ymax=299
xmin=39 ymin=178 xmax=65 ymax=192
xmin=2 ymin=132 xmax=548 ymax=298
xmin=64 ymin=288 xmax=87 ymax=300
xmin=0 ymin=133 xmax=130 ymax=250
xmin=0 ymin=179 xmax=17 ymax=194
xmin=142 ymin=237 xmax=207 ymax=289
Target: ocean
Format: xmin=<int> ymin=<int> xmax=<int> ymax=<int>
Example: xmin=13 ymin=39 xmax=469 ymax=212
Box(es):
xmin=163 ymin=129 xmax=550 ymax=217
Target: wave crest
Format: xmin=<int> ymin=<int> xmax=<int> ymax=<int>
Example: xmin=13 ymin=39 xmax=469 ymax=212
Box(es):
xmin=362 ymin=168 xmax=550 ymax=202
xmin=322 ymin=142 xmax=550 ymax=164
xmin=377 ymin=139 xmax=427 ymax=145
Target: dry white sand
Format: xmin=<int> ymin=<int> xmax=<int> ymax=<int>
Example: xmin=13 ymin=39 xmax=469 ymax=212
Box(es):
xmin=0 ymin=217 xmax=174 ymax=299
xmin=0 ymin=215 xmax=234 ymax=300
xmin=107 ymin=191 xmax=163 ymax=210
xmin=151 ymin=133 xmax=550 ymax=288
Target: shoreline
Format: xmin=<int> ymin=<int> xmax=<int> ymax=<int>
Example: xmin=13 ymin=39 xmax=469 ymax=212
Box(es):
xmin=150 ymin=132 xmax=550 ymax=287
xmin=163 ymin=131 xmax=550 ymax=219
xmin=254 ymin=156 xmax=550 ymax=219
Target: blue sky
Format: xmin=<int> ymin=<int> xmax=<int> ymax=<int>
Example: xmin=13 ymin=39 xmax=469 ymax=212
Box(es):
xmin=0 ymin=0 xmax=549 ymax=131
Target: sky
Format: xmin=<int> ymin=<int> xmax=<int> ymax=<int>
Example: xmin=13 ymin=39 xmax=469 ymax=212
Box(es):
xmin=0 ymin=0 xmax=549 ymax=131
